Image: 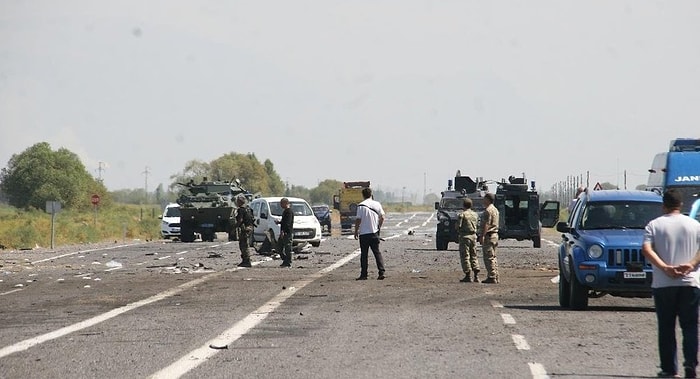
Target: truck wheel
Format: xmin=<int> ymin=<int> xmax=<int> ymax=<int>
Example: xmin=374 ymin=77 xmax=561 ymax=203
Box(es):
xmin=436 ymin=236 xmax=448 ymax=251
xmin=558 ymin=260 xmax=571 ymax=308
xmin=180 ymin=227 xmax=195 ymax=243
xmin=533 ymin=236 xmax=541 ymax=248
xmin=569 ymin=260 xmax=589 ymax=310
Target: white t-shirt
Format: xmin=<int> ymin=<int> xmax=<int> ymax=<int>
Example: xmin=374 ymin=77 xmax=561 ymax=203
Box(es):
xmin=644 ymin=213 xmax=700 ymax=288
xmin=356 ymin=198 xmax=385 ymax=236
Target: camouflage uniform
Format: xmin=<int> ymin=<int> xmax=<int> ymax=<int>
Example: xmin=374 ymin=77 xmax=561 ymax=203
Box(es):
xmin=456 ymin=207 xmax=480 ymax=282
xmin=481 ymin=202 xmax=500 ymax=282
xmin=235 ymin=202 xmax=254 ymax=267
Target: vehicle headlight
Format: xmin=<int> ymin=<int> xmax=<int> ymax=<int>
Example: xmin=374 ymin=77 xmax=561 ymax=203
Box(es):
xmin=588 ymin=245 xmax=604 ymax=259
xmin=442 ymin=220 xmax=450 ymax=226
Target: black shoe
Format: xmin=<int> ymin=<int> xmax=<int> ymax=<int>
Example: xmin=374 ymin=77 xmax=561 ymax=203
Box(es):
xmin=685 ymin=367 xmax=696 ymax=378
xmin=460 ymin=275 xmax=472 ymax=283
xmin=356 ymin=276 xmax=368 ymax=280
xmin=237 ymin=261 xmax=252 ymax=268
xmin=280 ymin=262 xmax=291 ymax=267
xmin=657 ymin=371 xmax=679 ymax=378
xmin=377 ymin=274 xmax=386 ymax=280
xmin=482 ymin=277 xmax=499 ymax=284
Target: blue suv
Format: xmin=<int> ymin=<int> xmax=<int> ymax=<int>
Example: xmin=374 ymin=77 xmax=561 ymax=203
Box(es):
xmin=556 ymin=189 xmax=663 ymax=310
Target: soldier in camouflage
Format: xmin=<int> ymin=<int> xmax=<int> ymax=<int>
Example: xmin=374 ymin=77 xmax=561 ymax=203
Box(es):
xmin=456 ymin=198 xmax=480 ymax=283
xmin=479 ymin=193 xmax=500 ymax=283
xmin=235 ymin=196 xmax=254 ymax=267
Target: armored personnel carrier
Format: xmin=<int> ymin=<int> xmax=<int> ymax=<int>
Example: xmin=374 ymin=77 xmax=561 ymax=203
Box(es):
xmin=176 ymin=179 xmax=253 ymax=242
xmin=434 ymin=173 xmax=488 ymax=250
xmin=494 ymin=175 xmax=560 ymax=248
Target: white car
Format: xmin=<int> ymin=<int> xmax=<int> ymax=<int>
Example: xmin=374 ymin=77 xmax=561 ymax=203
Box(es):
xmin=159 ymin=203 xmax=181 ymax=239
xmin=249 ymin=197 xmax=322 ymax=247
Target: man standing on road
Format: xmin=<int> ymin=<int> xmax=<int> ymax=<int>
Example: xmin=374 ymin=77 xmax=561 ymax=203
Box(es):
xmin=354 ymin=188 xmax=385 ymax=280
xmin=642 ymin=189 xmax=700 ymax=379
xmin=479 ymin=193 xmax=500 ymax=284
xmin=456 ymin=198 xmax=480 ymax=283
xmin=235 ymin=196 xmax=254 ymax=268
xmin=278 ymin=198 xmax=294 ymax=267
xmin=568 ymin=186 xmax=585 ymax=213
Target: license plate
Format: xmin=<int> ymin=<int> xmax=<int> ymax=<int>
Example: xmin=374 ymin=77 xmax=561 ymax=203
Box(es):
xmin=201 ymin=223 xmax=214 ymax=228
xmin=623 ymin=272 xmax=646 ymax=279
xmin=294 ymin=231 xmax=311 ymax=236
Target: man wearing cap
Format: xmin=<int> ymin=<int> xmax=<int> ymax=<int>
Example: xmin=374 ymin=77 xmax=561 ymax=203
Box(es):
xmin=479 ymin=193 xmax=500 ymax=283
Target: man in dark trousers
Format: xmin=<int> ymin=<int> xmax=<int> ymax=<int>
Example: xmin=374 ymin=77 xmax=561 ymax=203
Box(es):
xmin=353 ymin=188 xmax=385 ymax=280
xmin=278 ymin=198 xmax=294 ymax=267
xmin=642 ymin=189 xmax=700 ymax=378
xmin=235 ymin=195 xmax=254 ymax=267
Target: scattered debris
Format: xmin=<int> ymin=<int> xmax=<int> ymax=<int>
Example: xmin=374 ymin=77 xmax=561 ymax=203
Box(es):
xmin=411 ymin=269 xmax=421 ymax=273
xmin=295 ymin=255 xmax=309 ymax=260
xmin=209 ymin=343 xmax=228 ymax=350
xmin=57 ymin=278 xmax=64 ymax=282
xmin=207 ymin=252 xmax=223 ymax=258
xmin=105 ymin=260 xmax=123 ymax=268
xmin=84 ymin=285 xmax=91 ymax=288
xmin=14 ymin=283 xmax=23 ymax=288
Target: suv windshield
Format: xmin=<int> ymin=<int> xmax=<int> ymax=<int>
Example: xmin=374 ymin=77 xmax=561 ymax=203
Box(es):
xmin=165 ymin=207 xmax=180 ymax=217
xmin=270 ymin=201 xmax=313 ymax=217
xmin=580 ymin=201 xmax=661 ymax=230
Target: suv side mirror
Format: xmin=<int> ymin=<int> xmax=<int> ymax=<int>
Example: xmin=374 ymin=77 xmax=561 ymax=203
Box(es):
xmin=434 ymin=202 xmax=440 ymax=210
xmin=556 ymin=221 xmax=570 ymax=233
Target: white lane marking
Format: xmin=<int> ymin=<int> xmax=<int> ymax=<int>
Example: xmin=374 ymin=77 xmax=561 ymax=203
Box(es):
xmin=0 ymin=258 xmax=267 ymax=359
xmin=104 ymin=267 xmax=122 ymax=272
xmin=157 ymin=256 xmax=171 ymax=260
xmin=491 ymin=300 xmax=503 ymax=308
xmin=501 ymin=314 xmax=516 ymax=325
xmin=528 ymin=362 xmax=550 ymax=379
xmin=175 ymin=250 xmax=189 ymax=255
xmin=31 ymin=244 xmax=139 ymax=265
xmin=542 ymin=238 xmax=559 ymax=248
xmin=0 ymin=289 xmax=24 ymax=296
xmin=149 ymin=249 xmax=362 ymax=379
xmin=512 ymin=334 xmax=531 ymax=350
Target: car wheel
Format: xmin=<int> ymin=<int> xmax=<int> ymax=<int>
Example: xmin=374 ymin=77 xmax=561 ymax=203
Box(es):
xmin=180 ymin=227 xmax=195 ymax=243
xmin=558 ymin=260 xmax=571 ymax=308
xmin=533 ymin=236 xmax=541 ymax=248
xmin=569 ymin=260 xmax=589 ymax=310
xmin=436 ymin=235 xmax=448 ymax=251
xmin=311 ymin=241 xmax=320 ymax=247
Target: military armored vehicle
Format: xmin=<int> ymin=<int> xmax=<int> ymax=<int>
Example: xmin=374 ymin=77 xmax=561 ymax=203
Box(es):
xmin=434 ymin=173 xmax=488 ymax=250
xmin=494 ymin=175 xmax=560 ymax=248
xmin=176 ymin=179 xmax=253 ymax=243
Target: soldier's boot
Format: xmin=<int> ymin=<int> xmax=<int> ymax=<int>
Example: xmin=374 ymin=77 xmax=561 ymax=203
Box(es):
xmin=238 ymin=253 xmax=252 ymax=268
xmin=460 ymin=274 xmax=472 ymax=283
xmin=473 ymin=269 xmax=480 ymax=283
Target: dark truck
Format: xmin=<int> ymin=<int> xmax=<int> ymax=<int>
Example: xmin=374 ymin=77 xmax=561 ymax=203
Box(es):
xmin=176 ymin=179 xmax=253 ymax=242
xmin=434 ymin=174 xmax=488 ymax=250
xmin=494 ymin=176 xmax=560 ymax=248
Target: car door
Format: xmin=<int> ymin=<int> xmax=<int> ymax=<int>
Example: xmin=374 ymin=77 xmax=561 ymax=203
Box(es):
xmin=540 ymin=200 xmax=560 ymax=227
xmin=251 ymin=200 xmax=265 ymax=242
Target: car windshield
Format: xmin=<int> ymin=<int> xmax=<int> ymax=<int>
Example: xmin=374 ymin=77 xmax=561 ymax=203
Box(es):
xmin=580 ymin=201 xmax=662 ymax=230
xmin=270 ymin=201 xmax=313 ymax=217
xmin=440 ymin=198 xmax=464 ymax=209
xmin=165 ymin=207 xmax=180 ymax=217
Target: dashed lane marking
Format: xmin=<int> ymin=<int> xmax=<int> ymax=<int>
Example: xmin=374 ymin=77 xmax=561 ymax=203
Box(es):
xmin=491 ymin=300 xmax=504 ymax=308
xmin=148 ymin=249 xmax=361 ymax=379
xmin=0 ymin=288 xmax=24 ymax=296
xmin=512 ymin=334 xmax=531 ymax=350
xmin=528 ymin=363 xmax=551 ymax=379
xmin=501 ymin=313 xmax=516 ymax=325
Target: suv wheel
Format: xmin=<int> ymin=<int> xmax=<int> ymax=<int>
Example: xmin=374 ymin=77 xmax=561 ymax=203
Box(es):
xmin=558 ymin=260 xmax=571 ymax=308
xmin=569 ymin=260 xmax=589 ymax=310
xmin=533 ymin=236 xmax=541 ymax=248
xmin=436 ymin=235 xmax=448 ymax=250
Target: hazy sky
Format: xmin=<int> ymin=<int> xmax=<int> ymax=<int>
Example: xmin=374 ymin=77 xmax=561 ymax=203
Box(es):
xmin=2 ymin=1 xmax=699 ymax=202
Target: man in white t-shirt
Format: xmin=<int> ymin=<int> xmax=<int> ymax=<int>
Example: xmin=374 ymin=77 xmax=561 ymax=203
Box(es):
xmin=642 ymin=189 xmax=700 ymax=379
xmin=568 ymin=186 xmax=585 ymax=213
xmin=353 ymin=188 xmax=385 ymax=280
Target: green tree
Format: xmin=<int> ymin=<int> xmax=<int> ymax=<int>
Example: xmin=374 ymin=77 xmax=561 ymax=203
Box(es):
xmin=309 ymin=179 xmax=342 ymax=205
xmin=0 ymin=142 xmax=108 ymax=210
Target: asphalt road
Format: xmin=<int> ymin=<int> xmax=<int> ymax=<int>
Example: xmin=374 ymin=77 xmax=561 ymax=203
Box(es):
xmin=0 ymin=212 xmax=663 ymax=378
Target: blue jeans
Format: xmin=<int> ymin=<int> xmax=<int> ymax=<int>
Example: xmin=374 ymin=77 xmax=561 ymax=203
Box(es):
xmin=652 ymin=286 xmax=700 ymax=375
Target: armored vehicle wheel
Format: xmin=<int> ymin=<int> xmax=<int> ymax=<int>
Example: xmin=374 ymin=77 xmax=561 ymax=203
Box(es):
xmin=310 ymin=241 xmax=320 ymax=247
xmin=436 ymin=236 xmax=448 ymax=251
xmin=558 ymin=261 xmax=571 ymax=308
xmin=533 ymin=236 xmax=541 ymax=248
xmin=569 ymin=260 xmax=589 ymax=310
xmin=180 ymin=227 xmax=195 ymax=243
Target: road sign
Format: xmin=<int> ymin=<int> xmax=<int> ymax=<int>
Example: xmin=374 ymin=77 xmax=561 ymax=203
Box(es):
xmin=593 ymin=182 xmax=603 ymax=191
xmin=91 ymin=194 xmax=101 ymax=205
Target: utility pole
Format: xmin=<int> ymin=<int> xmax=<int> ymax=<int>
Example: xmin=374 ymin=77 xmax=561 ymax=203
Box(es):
xmin=96 ymin=161 xmax=106 ymax=183
xmin=143 ymin=166 xmax=150 ymax=203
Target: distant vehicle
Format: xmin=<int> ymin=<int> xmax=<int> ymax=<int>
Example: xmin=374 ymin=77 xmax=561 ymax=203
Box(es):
xmin=646 ymin=137 xmax=700 ymax=214
xmin=159 ymin=203 xmax=181 ymax=239
xmin=312 ymin=204 xmax=332 ymax=234
xmin=494 ymin=175 xmax=560 ymax=248
xmin=250 ymin=197 xmax=322 ymax=248
xmin=176 ymin=179 xmax=253 ymax=242
xmin=333 ymin=181 xmax=370 ymax=231
xmin=556 ymin=189 xmax=663 ymax=310
xmin=434 ymin=173 xmax=488 ymax=251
